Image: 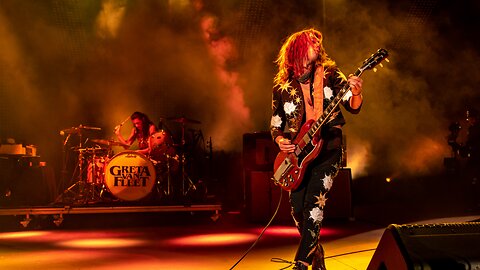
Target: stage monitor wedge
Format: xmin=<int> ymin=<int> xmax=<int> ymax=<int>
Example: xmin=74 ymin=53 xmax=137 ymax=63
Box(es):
xmin=368 ymin=222 xmax=480 ymax=270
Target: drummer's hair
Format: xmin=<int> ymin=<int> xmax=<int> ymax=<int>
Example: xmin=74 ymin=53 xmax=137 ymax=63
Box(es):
xmin=131 ymin=111 xmax=154 ymax=137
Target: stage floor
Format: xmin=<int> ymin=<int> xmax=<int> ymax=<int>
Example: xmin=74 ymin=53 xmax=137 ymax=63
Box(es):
xmin=0 ymin=208 xmax=479 ymax=270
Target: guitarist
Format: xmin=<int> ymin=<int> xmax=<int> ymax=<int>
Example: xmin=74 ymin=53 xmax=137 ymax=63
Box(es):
xmin=270 ymin=28 xmax=363 ymax=270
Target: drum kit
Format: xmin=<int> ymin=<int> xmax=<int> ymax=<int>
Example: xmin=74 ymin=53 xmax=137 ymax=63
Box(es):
xmin=55 ymin=117 xmax=206 ymax=205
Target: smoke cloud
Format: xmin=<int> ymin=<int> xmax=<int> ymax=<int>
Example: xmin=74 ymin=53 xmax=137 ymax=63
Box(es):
xmin=0 ymin=0 xmax=478 ymax=180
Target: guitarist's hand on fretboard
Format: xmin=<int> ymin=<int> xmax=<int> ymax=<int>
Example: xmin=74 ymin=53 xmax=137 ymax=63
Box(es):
xmin=275 ymin=136 xmax=296 ymax=153
xmin=348 ymin=75 xmax=363 ymax=110
xmin=347 ymin=75 xmax=363 ymax=96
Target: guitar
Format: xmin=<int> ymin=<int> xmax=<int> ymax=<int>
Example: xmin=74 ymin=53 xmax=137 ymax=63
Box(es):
xmin=272 ymin=48 xmax=389 ymax=191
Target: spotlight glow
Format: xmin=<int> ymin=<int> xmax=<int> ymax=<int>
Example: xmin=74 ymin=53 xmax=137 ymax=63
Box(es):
xmin=168 ymin=233 xmax=257 ymax=246
xmin=263 ymin=226 xmax=298 ymax=237
xmin=257 ymin=226 xmax=340 ymax=237
xmin=0 ymin=231 xmax=49 ymax=239
xmin=57 ymin=238 xmax=145 ymax=249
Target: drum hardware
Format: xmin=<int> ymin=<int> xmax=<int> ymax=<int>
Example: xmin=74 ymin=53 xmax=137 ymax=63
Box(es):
xmin=167 ymin=116 xmax=202 ymax=125
xmin=148 ymin=130 xmax=178 ymax=199
xmin=151 ymin=155 xmax=174 ymax=197
xmin=91 ymin=139 xmax=130 ymax=148
xmin=55 ymin=125 xmax=103 ymax=204
xmin=166 ymin=116 xmax=208 ymax=199
xmin=85 ymin=146 xmax=109 ymax=202
xmin=180 ymin=153 xmax=197 ymax=197
xmin=56 ymin=147 xmax=106 ymax=204
xmin=173 ymin=118 xmax=199 ymax=197
xmin=59 ymin=125 xmax=101 ymax=136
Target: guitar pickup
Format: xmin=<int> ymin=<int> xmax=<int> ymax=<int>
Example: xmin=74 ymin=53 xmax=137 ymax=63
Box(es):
xmin=273 ymin=157 xmax=292 ymax=181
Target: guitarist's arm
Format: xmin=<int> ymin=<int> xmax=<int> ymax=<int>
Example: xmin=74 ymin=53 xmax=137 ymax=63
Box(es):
xmin=270 ymin=88 xmax=295 ymax=153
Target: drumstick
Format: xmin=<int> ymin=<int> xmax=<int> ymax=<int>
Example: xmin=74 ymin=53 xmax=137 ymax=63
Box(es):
xmin=119 ymin=116 xmax=130 ymax=126
xmin=114 ymin=116 xmax=131 ymax=132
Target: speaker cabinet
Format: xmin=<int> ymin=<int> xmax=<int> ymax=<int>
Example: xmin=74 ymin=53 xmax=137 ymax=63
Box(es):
xmin=244 ymin=170 xmax=291 ymax=223
xmin=242 ymin=132 xmax=278 ymax=171
xmin=0 ymin=157 xmax=56 ymax=206
xmin=242 ymin=132 xmax=353 ymax=222
xmin=324 ymin=168 xmax=353 ymax=219
xmin=244 ymin=169 xmax=353 ymax=222
xmin=367 ymin=222 xmax=480 ymax=270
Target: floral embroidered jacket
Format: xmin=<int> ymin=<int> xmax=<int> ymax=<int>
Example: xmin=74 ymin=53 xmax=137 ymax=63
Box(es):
xmin=270 ymin=65 xmax=361 ymax=142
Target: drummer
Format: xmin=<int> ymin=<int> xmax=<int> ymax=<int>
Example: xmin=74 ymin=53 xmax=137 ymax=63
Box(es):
xmin=114 ymin=111 xmax=157 ymax=155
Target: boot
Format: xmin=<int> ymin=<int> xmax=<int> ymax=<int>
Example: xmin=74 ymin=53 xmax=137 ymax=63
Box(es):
xmin=312 ymin=245 xmax=326 ymax=270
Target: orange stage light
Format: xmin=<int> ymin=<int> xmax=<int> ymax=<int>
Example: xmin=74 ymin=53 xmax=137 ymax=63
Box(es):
xmin=168 ymin=233 xmax=258 ymax=246
xmin=56 ymin=238 xmax=145 ymax=249
xmin=0 ymin=231 xmax=49 ymax=239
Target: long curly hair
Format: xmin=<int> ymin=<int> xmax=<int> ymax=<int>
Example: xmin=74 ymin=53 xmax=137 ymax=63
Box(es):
xmin=274 ymin=28 xmax=335 ymax=87
xmin=131 ymin=111 xmax=154 ymax=138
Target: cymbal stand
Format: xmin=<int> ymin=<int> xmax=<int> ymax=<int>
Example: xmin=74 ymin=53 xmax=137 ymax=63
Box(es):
xmin=179 ymin=122 xmax=196 ymax=197
xmin=58 ymin=133 xmax=72 ymax=198
xmin=55 ymin=132 xmax=87 ymax=204
xmin=156 ymin=154 xmax=173 ymax=198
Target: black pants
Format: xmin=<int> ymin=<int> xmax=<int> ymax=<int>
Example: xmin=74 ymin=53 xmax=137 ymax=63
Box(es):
xmin=290 ymin=128 xmax=343 ymax=264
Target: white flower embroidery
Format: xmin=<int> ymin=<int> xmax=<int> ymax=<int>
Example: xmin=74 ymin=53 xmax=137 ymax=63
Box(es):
xmin=309 ymin=207 xmax=324 ymax=224
xmin=343 ymin=91 xmax=352 ymax=102
xmin=284 ymin=102 xmax=296 ymax=115
xmin=323 ymin=174 xmax=333 ymax=191
xmin=271 ymin=115 xmax=282 ymax=128
xmin=324 ymin=86 xmax=333 ymax=99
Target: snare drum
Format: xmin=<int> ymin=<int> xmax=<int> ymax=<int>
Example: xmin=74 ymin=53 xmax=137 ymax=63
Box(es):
xmin=104 ymin=151 xmax=156 ymax=201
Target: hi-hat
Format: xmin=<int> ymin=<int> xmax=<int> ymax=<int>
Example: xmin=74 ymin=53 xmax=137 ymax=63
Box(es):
xmin=92 ymin=139 xmax=129 ymax=147
xmin=167 ymin=116 xmax=201 ymax=124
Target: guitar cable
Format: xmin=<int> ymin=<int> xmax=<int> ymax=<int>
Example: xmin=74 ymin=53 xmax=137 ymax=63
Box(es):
xmin=228 ymin=187 xmax=284 ymax=270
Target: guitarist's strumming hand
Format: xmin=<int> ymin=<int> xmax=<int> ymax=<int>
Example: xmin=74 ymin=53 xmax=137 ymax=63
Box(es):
xmin=275 ymin=136 xmax=296 ymax=153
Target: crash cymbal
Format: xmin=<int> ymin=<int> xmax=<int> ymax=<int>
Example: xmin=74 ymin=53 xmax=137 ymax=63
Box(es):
xmin=60 ymin=125 xmax=101 ymax=135
xmin=167 ymin=116 xmax=201 ymax=124
xmin=78 ymin=125 xmax=102 ymax=131
xmin=91 ymin=139 xmax=129 ymax=147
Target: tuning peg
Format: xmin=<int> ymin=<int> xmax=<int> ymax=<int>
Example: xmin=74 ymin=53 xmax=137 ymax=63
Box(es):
xmin=385 ymin=58 xmax=390 ymax=63
xmin=373 ymin=67 xmax=378 ymax=72
xmin=379 ymin=63 xmax=384 ymax=68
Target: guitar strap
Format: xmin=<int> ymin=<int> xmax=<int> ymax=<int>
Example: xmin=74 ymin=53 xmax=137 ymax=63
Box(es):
xmin=302 ymin=65 xmax=324 ymax=121
xmin=312 ymin=65 xmax=324 ymax=120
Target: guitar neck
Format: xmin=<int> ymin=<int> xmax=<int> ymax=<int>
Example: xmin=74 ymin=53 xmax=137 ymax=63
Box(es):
xmin=304 ymin=68 xmax=364 ymax=141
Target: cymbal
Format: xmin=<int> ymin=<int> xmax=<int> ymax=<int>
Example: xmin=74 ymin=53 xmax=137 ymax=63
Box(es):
xmin=78 ymin=125 xmax=102 ymax=131
xmin=74 ymin=147 xmax=108 ymax=152
xmin=60 ymin=125 xmax=101 ymax=135
xmin=91 ymin=139 xmax=129 ymax=147
xmin=167 ymin=116 xmax=201 ymax=124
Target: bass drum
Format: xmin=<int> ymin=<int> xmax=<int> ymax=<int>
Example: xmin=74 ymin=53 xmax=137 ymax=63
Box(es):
xmin=104 ymin=151 xmax=156 ymax=201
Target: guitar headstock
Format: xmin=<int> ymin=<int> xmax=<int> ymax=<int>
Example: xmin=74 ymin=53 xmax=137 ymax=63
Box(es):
xmin=358 ymin=48 xmax=389 ymax=74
